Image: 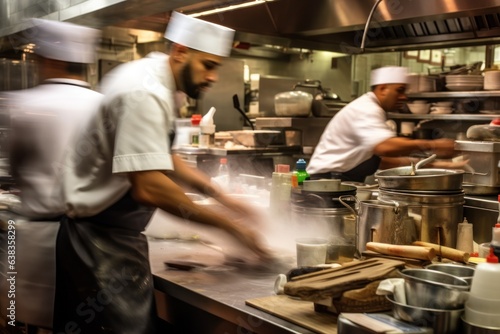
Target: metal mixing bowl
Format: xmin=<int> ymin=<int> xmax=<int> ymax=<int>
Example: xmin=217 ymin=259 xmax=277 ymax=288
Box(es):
xmin=426 ymin=263 xmax=475 ymax=284
xmin=387 ymin=295 xmax=464 ymax=334
xmin=400 ymin=268 xmax=469 ymax=310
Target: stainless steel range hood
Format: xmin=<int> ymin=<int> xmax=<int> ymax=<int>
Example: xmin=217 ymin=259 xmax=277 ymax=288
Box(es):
xmin=87 ymin=0 xmax=500 ymax=54
xmin=3 ymin=0 xmax=500 ymax=55
xmin=170 ymin=0 xmax=500 ymax=53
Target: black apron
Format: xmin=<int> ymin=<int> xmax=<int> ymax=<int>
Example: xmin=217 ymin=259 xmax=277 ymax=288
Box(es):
xmin=309 ymin=155 xmax=381 ymax=183
xmin=52 ymin=192 xmax=158 ymax=334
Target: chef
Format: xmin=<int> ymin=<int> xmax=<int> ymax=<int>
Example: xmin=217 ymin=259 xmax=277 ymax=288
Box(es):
xmin=53 ymin=12 xmax=271 ymax=333
xmin=307 ymin=66 xmax=467 ymax=182
xmin=0 ymin=19 xmax=101 ymax=332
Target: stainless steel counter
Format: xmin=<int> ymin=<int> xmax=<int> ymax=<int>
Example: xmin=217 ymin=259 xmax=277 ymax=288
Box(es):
xmin=149 ymin=239 xmax=316 ymax=334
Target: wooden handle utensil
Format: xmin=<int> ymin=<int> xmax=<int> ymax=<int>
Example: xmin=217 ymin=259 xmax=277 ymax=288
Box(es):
xmin=412 ymin=241 xmax=470 ymax=263
xmin=366 ymin=242 xmax=436 ymax=261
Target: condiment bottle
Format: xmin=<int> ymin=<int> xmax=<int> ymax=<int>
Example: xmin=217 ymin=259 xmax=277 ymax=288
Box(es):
xmin=456 ymin=217 xmax=473 ymax=253
xmin=293 ymin=159 xmax=310 ymax=185
xmin=218 ymin=157 xmax=229 ymax=177
xmin=189 ymin=114 xmax=202 ymax=146
xmin=491 ymin=222 xmax=500 ymax=260
xmin=199 ymin=107 xmax=216 ymax=148
xmin=270 ymin=164 xmax=292 ymax=218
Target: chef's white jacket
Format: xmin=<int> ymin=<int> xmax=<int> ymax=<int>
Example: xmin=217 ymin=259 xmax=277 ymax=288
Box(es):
xmin=307 ymin=92 xmax=395 ymax=174
xmin=8 ymin=78 xmax=103 ymax=218
xmin=64 ymin=52 xmax=178 ymax=218
xmin=2 ymin=78 xmax=103 ymax=328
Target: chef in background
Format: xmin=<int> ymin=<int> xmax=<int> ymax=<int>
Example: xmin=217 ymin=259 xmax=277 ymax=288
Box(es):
xmin=1 ymin=19 xmax=101 ymax=332
xmin=54 ymin=12 xmax=271 ymax=333
xmin=307 ymin=66 xmax=468 ymax=183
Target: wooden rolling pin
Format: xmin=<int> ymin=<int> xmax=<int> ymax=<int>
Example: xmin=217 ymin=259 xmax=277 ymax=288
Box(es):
xmin=366 ymin=242 xmax=436 ymax=261
xmin=412 ymin=241 xmax=470 ymax=263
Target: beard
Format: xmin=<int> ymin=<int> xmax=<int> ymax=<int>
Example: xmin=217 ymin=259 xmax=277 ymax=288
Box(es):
xmin=181 ymin=62 xmax=210 ymax=99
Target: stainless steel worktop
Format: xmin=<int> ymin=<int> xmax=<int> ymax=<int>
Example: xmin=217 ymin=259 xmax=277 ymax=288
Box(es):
xmin=149 ymin=239 xmax=317 ymax=334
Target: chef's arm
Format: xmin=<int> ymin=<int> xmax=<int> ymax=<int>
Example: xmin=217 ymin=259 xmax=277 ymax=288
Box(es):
xmin=374 ymin=137 xmax=457 ymax=158
xmin=379 ymin=156 xmax=469 ymax=170
xmin=127 ymin=169 xmax=271 ymax=259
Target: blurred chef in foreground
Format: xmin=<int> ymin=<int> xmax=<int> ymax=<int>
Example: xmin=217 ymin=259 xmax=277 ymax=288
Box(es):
xmin=1 ymin=19 xmax=101 ymax=332
xmin=307 ymin=66 xmax=468 ymax=183
xmin=54 ymin=11 xmax=271 ymax=333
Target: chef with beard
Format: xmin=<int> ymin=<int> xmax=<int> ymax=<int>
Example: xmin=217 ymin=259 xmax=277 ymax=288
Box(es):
xmin=54 ymin=11 xmax=271 ymax=334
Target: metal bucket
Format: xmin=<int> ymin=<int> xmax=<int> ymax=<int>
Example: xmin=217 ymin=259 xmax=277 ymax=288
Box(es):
xmin=378 ymin=189 xmax=465 ymax=248
xmin=339 ymin=195 xmax=418 ymax=253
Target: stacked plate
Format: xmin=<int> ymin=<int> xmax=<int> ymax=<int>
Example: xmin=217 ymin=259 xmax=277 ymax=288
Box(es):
xmin=484 ymin=70 xmax=500 ymax=90
xmin=446 ymin=75 xmax=484 ymax=91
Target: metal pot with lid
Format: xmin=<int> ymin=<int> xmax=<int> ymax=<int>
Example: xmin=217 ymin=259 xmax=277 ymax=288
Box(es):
xmin=375 ymin=155 xmax=464 ymax=191
xmin=292 ymin=79 xmax=347 ymax=117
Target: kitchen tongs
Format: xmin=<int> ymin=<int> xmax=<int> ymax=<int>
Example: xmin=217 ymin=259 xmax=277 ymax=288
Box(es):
xmin=232 ymin=94 xmax=255 ymax=130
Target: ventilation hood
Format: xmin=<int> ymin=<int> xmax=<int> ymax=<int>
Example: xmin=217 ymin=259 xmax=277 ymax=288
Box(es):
xmin=174 ymin=0 xmax=500 ymax=53
xmin=2 ymin=0 xmax=500 ymax=56
xmin=94 ymin=0 xmax=500 ymax=54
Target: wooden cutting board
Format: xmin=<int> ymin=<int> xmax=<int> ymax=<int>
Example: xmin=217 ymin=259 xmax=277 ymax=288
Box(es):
xmin=284 ymin=258 xmax=405 ymax=301
xmin=245 ymin=295 xmax=337 ymax=334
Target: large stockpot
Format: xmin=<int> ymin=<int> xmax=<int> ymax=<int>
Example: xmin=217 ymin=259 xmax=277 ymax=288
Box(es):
xmin=375 ymin=167 xmax=464 ymax=191
xmin=339 ymin=195 xmax=418 ymax=253
xmin=378 ymin=188 xmax=465 ymax=248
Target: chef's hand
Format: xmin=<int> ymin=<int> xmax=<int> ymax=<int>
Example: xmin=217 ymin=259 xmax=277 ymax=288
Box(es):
xmin=230 ymin=222 xmax=273 ymax=261
xmin=428 ymin=159 xmax=470 ymax=169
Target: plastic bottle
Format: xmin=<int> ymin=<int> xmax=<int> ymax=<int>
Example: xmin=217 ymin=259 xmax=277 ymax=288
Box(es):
xmin=293 ymin=159 xmax=310 ymax=185
xmin=218 ymin=158 xmax=229 ymax=176
xmin=269 ymin=164 xmax=292 ymax=218
xmin=189 ymin=114 xmax=202 ymax=146
xmin=491 ymin=222 xmax=500 ymax=259
xmin=456 ymin=217 xmax=473 ymax=253
xmin=497 ymin=194 xmax=500 ymax=224
xmin=199 ymin=107 xmax=216 ymax=149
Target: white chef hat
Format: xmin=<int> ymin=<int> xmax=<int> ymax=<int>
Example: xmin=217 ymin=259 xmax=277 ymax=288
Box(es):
xmin=29 ymin=18 xmax=100 ymax=64
xmin=164 ymin=11 xmax=235 ymax=57
xmin=370 ymin=66 xmax=409 ymax=86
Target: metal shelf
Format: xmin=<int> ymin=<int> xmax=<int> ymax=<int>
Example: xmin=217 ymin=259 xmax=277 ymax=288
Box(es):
xmin=407 ymin=91 xmax=500 ymax=98
xmin=387 ymin=112 xmax=500 ymax=121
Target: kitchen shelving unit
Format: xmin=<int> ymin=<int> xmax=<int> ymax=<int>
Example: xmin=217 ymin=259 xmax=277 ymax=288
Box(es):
xmin=388 ymin=90 xmax=500 ymax=137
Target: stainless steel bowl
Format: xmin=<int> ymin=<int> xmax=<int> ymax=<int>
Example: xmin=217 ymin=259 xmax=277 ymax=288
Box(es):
xmin=387 ymin=295 xmax=464 ymax=334
xmin=400 ymin=268 xmax=470 ymax=310
xmin=426 ymin=263 xmax=475 ymax=284
xmin=375 ymin=168 xmax=464 ymax=191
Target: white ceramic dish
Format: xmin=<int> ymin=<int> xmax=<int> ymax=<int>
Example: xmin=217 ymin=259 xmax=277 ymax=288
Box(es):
xmin=407 ymin=103 xmax=430 ymax=114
